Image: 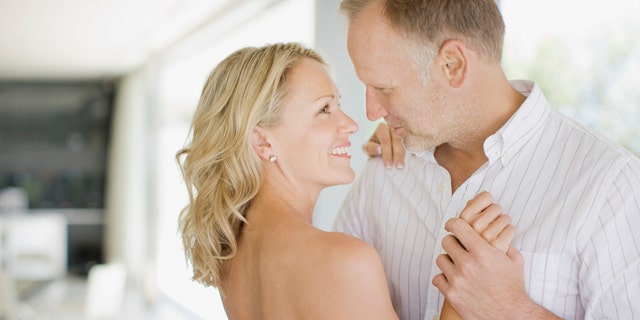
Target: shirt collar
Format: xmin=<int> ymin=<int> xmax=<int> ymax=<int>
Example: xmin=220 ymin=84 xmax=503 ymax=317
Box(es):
xmin=487 ymin=80 xmax=551 ymax=166
xmin=413 ymin=80 xmax=551 ymax=166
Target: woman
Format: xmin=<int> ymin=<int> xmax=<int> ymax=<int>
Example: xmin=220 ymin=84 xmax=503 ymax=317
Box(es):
xmin=177 ymin=42 xmax=396 ymax=319
xmin=177 ymin=42 xmax=514 ymax=319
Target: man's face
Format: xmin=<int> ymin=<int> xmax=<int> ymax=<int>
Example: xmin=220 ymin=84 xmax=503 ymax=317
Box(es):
xmin=346 ymin=1 xmax=459 ymax=152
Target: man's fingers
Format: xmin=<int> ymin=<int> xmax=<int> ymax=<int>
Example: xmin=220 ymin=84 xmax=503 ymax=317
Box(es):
xmin=432 ymin=272 xmax=450 ymax=294
xmin=505 ymin=244 xmax=524 ymax=262
xmin=433 ymin=252 xmax=456 ymax=294
xmin=441 ymin=234 xmax=468 ymax=258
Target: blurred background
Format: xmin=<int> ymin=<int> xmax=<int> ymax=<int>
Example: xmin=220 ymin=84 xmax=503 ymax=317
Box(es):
xmin=0 ymin=0 xmax=638 ymax=319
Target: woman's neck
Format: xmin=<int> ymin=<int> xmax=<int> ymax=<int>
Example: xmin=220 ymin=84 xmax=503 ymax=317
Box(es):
xmin=247 ymin=180 xmax=318 ymax=226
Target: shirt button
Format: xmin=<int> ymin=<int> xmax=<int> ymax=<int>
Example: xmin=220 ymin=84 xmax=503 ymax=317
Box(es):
xmin=438 ymin=185 xmax=445 ymax=193
xmin=432 ymin=314 xmax=440 ymax=320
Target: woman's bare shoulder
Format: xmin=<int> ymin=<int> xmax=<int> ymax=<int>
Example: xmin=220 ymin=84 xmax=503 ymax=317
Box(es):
xmin=313 ymin=231 xmax=380 ymax=265
xmin=297 ymin=230 xmax=399 ymax=319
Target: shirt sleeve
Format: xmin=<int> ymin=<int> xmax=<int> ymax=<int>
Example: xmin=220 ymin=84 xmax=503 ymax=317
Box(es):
xmin=333 ymin=159 xmax=376 ymax=246
xmin=578 ymin=160 xmax=640 ymax=319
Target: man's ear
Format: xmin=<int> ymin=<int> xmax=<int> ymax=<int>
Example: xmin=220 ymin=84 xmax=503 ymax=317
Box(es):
xmin=439 ymin=39 xmax=467 ymax=88
xmin=252 ymin=125 xmax=273 ymax=161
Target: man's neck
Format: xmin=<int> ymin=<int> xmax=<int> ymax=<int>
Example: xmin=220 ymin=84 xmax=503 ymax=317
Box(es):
xmin=436 ymin=77 xmax=526 ymax=193
xmin=434 ymin=143 xmax=487 ymax=193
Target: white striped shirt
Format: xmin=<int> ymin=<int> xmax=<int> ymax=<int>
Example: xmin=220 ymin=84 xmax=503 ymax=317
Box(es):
xmin=334 ymin=80 xmax=640 ymax=320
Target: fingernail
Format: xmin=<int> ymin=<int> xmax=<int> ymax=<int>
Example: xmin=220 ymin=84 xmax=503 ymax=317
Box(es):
xmin=397 ymin=163 xmax=404 ymax=169
xmin=376 ymin=146 xmax=382 ymax=155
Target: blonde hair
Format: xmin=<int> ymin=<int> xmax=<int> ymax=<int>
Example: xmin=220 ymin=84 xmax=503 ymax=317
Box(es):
xmin=341 ymin=0 xmax=505 ymax=65
xmin=176 ymin=43 xmax=325 ymax=288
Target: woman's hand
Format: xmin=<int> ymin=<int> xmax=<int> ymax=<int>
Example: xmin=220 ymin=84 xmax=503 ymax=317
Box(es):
xmin=362 ymin=122 xmax=405 ymax=169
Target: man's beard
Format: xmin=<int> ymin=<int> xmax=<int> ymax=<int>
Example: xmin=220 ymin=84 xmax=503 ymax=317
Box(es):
xmin=387 ymin=118 xmax=441 ymax=153
xmin=402 ymin=132 xmax=440 ymax=153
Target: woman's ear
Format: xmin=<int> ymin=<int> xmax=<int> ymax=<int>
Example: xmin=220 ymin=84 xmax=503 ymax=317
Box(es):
xmin=252 ymin=125 xmax=272 ymax=161
xmin=439 ymin=39 xmax=468 ymax=88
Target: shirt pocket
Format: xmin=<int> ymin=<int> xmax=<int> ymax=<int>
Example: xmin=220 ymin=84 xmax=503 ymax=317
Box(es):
xmin=520 ymin=250 xmax=581 ymax=317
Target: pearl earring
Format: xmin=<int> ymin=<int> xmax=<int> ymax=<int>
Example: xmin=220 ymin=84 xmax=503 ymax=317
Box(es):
xmin=269 ymin=155 xmax=277 ymax=162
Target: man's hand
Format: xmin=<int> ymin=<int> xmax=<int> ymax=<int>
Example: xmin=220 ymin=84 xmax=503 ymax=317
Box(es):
xmin=439 ymin=191 xmax=516 ymax=320
xmin=362 ymin=122 xmax=405 ymax=169
xmin=433 ymin=195 xmax=561 ymax=319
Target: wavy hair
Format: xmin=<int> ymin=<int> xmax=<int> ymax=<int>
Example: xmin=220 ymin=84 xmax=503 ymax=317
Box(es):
xmin=176 ymin=43 xmax=325 ymax=287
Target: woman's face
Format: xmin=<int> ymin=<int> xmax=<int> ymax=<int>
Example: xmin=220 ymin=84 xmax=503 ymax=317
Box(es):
xmin=267 ymin=57 xmax=359 ymax=189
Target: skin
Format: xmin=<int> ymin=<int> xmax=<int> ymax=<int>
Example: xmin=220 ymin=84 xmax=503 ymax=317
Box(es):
xmin=260 ymin=60 xmax=359 ymax=195
xmin=220 ymin=57 xmax=398 ymax=320
xmin=219 ymin=57 xmax=520 ymax=320
xmin=348 ymin=1 xmax=561 ymax=319
xmin=438 ymin=192 xmax=515 ymax=320
xmin=347 ymin=1 xmax=524 ymax=192
xmin=362 ymin=122 xmax=405 ymax=169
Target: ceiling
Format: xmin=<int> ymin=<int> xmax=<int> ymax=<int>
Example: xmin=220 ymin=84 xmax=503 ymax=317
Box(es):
xmin=0 ymin=0 xmax=246 ymax=80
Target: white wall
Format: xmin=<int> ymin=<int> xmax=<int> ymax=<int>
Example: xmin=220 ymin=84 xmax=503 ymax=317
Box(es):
xmin=312 ymin=0 xmax=367 ymax=230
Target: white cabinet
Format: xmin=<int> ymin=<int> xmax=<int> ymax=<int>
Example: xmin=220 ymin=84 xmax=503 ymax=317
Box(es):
xmin=0 ymin=213 xmax=67 ymax=280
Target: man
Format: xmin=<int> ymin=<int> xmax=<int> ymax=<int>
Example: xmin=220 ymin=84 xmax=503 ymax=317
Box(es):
xmin=333 ymin=0 xmax=640 ymax=319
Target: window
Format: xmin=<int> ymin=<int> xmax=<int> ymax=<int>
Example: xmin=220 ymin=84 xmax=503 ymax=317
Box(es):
xmin=151 ymin=0 xmax=314 ymax=318
xmin=501 ymin=0 xmax=640 ymax=155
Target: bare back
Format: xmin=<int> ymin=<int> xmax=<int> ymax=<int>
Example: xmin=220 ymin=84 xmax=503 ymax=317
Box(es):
xmin=220 ymin=210 xmax=398 ymax=320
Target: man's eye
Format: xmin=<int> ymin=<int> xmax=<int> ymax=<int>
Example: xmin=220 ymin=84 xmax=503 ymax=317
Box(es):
xmin=375 ymin=87 xmax=392 ymax=95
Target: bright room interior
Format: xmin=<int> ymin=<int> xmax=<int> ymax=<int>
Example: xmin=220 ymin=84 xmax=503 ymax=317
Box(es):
xmin=0 ymin=0 xmax=638 ymax=319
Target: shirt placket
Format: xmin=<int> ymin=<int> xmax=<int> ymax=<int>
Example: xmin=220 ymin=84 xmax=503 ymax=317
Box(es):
xmin=424 ymin=163 xmax=490 ymax=320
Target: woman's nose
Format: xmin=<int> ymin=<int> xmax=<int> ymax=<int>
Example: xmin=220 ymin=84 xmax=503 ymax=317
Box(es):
xmin=339 ymin=109 xmax=359 ymax=134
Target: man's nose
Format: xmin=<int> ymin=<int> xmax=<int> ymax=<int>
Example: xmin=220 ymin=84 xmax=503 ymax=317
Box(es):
xmin=365 ymin=88 xmax=387 ymax=121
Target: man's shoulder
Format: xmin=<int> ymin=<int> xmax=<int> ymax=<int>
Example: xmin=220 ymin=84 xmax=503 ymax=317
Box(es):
xmin=551 ymin=110 xmax=640 ymax=167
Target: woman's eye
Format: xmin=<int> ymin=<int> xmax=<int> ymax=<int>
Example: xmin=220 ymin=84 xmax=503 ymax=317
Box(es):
xmin=320 ymin=105 xmax=330 ymax=113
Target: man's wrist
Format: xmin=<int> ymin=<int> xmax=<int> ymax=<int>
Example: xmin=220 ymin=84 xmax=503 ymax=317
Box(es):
xmin=507 ymin=298 xmax=563 ymax=320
